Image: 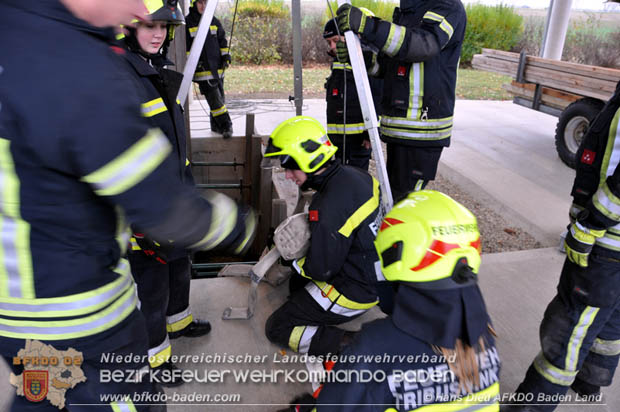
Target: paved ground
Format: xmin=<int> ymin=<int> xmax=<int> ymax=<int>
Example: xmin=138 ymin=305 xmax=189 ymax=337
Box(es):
xmin=1 ymin=99 xmax=617 ymax=411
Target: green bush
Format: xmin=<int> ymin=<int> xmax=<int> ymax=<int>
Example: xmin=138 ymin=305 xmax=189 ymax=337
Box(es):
xmin=461 ymin=4 xmax=523 ymax=66
xmin=235 ymin=0 xmax=288 ymax=19
xmin=219 ymin=0 xmax=289 ymax=64
xmin=278 ymin=14 xmax=334 ymax=65
xmin=324 ymin=0 xmax=396 ymax=22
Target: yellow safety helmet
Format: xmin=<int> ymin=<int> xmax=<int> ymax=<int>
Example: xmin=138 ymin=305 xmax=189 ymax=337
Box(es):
xmin=265 ymin=116 xmax=338 ymax=173
xmin=374 ymin=190 xmax=482 ymax=288
xmin=141 ymin=0 xmax=185 ymax=25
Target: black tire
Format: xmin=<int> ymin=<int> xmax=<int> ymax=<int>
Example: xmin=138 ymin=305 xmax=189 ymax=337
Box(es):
xmin=555 ymin=98 xmax=604 ymax=169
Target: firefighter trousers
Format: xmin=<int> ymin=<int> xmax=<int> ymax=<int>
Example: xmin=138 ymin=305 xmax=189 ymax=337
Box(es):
xmin=514 ymin=256 xmax=620 ymax=411
xmin=329 ymin=133 xmax=372 ymax=171
xmin=2 ymin=310 xmax=164 ymax=411
xmin=386 ymin=143 xmax=443 ymax=201
xmin=129 ymin=253 xmax=193 ymax=367
xmin=197 ymin=80 xmax=232 ymax=133
xmin=265 ymin=280 xmax=365 ymax=356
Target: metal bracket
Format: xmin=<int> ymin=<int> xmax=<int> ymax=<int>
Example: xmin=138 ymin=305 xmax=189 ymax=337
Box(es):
xmin=221 ymin=248 xmax=281 ymax=320
xmin=516 ymin=50 xmax=527 ymax=83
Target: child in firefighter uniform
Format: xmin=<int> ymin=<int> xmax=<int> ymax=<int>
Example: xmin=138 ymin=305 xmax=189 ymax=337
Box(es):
xmin=120 ymin=0 xmax=212 ymax=386
xmin=263 ymin=116 xmax=381 ymax=356
xmin=186 ymin=0 xmax=233 ymax=138
xmin=504 ymin=82 xmax=620 ymax=411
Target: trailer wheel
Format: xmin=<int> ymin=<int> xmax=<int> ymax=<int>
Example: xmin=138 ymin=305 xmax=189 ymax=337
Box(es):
xmin=555 ymin=98 xmax=604 ymax=169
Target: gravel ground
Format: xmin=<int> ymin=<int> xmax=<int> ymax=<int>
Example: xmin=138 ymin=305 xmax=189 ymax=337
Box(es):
xmin=426 ymin=173 xmax=544 ymax=254
xmin=368 ymin=152 xmax=544 ymax=254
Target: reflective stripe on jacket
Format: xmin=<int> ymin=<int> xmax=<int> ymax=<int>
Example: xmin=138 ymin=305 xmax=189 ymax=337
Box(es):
xmin=185 ymin=7 xmax=228 ymax=82
xmin=293 ymin=163 xmax=381 ymax=305
xmin=572 ymin=81 xmax=620 ymax=258
xmin=378 ymin=1 xmax=466 ymax=148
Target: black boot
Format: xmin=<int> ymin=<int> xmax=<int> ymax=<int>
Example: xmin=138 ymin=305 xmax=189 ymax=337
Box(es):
xmin=169 ymin=319 xmax=211 ymax=339
xmin=153 ymin=361 xmax=185 ymax=387
xmin=570 ymin=377 xmax=601 ymax=396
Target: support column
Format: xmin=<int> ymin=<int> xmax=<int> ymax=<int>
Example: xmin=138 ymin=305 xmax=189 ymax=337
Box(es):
xmin=541 ymin=0 xmax=573 ymax=60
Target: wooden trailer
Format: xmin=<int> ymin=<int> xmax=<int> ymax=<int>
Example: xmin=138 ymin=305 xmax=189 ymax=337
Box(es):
xmin=473 ymin=48 xmax=620 ymax=168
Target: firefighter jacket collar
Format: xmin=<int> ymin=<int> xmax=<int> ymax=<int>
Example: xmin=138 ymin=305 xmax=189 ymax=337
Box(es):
xmin=123 ymin=49 xmax=162 ymax=78
xmin=391 ymin=283 xmax=491 ymax=349
xmin=123 ymin=46 xmax=174 ymax=76
xmin=6 ymin=0 xmax=114 ymax=40
xmin=301 ymin=160 xmax=340 ymax=191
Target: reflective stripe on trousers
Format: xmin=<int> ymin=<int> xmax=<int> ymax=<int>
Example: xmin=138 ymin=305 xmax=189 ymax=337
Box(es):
xmin=148 ymin=335 xmax=171 ymax=368
xmin=289 ymin=325 xmax=318 ymax=353
xmin=166 ymin=306 xmax=193 ymax=333
xmin=304 ymin=282 xmax=376 ymax=317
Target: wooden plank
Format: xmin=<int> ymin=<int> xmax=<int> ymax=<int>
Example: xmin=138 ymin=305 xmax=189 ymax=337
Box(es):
xmin=480 ymin=48 xmax=620 ymax=84
xmin=502 ymin=82 xmax=580 ymax=110
xmin=474 ymin=50 xmax=616 ymax=100
xmin=527 ymin=55 xmax=620 ymax=83
xmin=472 ymin=55 xmax=517 ymax=77
xmin=524 ymin=66 xmax=615 ymax=98
xmin=523 ymin=73 xmax=611 ymax=100
xmin=481 ymin=48 xmax=520 ymax=63
xmin=525 ymin=67 xmax=616 ymax=95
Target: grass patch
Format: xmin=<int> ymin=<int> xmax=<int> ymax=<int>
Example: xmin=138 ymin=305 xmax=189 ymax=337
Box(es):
xmin=456 ymin=68 xmax=512 ymax=100
xmin=225 ymin=64 xmax=331 ymax=98
xmin=224 ymin=65 xmax=512 ymax=100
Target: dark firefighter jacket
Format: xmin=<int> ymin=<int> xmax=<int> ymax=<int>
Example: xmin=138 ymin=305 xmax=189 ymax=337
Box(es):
xmin=0 ymin=0 xmax=246 ymax=343
xmin=571 ymin=81 xmax=620 ymax=259
xmin=325 ymin=52 xmax=383 ymax=139
xmin=293 ymin=162 xmax=381 ymax=313
xmin=185 ymin=5 xmax=229 ymax=82
xmin=120 ymin=49 xmax=195 ymax=261
xmin=316 ymin=286 xmax=501 ymax=411
xmin=362 ymin=0 xmax=466 ymax=147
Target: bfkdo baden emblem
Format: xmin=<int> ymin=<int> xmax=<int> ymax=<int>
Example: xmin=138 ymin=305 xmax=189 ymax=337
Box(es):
xmin=24 ymin=370 xmax=48 ymax=402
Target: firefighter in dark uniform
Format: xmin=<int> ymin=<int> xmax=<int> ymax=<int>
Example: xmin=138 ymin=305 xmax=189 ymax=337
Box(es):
xmin=263 ymin=116 xmax=381 ymax=356
xmin=186 ymin=0 xmax=233 ymax=138
xmin=120 ymin=0 xmax=211 ymax=384
xmin=337 ymin=0 xmax=466 ymax=200
xmin=281 ymin=191 xmax=500 ymax=412
xmin=0 ymin=0 xmax=256 ymax=410
xmin=504 ymin=82 xmax=620 ymax=411
xmin=322 ymin=14 xmax=382 ymax=171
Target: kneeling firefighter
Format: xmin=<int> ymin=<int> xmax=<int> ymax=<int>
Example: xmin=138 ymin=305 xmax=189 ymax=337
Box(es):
xmin=263 ymin=116 xmax=382 ymax=355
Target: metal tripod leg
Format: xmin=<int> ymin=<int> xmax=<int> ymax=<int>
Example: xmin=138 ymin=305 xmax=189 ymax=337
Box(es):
xmin=222 ymin=248 xmax=281 ymax=320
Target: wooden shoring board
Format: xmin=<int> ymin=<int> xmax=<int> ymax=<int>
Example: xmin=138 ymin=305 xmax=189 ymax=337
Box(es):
xmin=472 ymin=54 xmax=615 ymax=100
xmin=479 ymin=48 xmax=620 ymax=84
xmin=502 ymin=82 xmax=581 ymax=110
xmin=524 ymin=65 xmax=617 ymax=94
xmin=472 ymin=55 xmax=516 ymax=77
xmin=523 ymin=67 xmax=614 ymax=100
